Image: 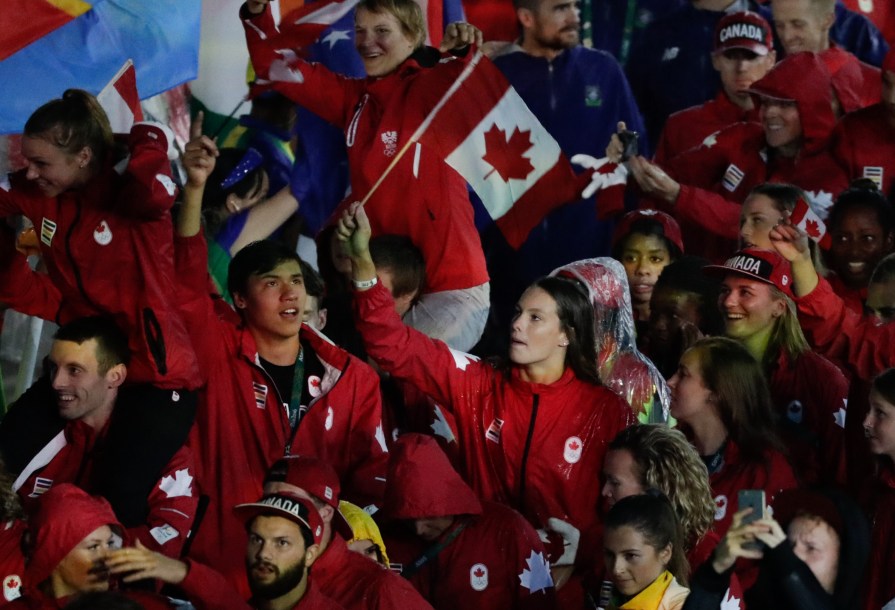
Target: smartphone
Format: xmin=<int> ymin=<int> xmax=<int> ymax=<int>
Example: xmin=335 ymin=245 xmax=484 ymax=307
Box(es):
xmin=618 ymin=130 xmax=639 ymax=162
xmin=738 ymin=489 xmax=767 ymax=551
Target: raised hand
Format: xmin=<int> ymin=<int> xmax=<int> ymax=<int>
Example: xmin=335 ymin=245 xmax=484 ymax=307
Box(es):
xmin=182 ymin=111 xmax=219 ymax=189
xmin=439 ymin=22 xmax=484 ymax=52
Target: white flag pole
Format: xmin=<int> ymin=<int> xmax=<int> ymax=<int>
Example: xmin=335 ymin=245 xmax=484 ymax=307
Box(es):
xmin=359 ymin=50 xmax=485 ymax=206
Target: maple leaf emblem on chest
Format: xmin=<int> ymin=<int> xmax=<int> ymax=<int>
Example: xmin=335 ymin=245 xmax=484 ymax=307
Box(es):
xmin=482 ymin=124 xmax=535 ymax=182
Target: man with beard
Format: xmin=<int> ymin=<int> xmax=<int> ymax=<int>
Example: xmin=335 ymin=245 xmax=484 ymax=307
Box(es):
xmin=483 ymin=0 xmax=645 ymax=350
xmin=106 ymin=492 xmax=344 ymax=610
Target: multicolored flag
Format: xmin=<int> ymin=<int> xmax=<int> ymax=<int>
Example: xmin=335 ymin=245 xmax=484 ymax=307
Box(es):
xmin=0 ymin=0 xmax=94 ymax=61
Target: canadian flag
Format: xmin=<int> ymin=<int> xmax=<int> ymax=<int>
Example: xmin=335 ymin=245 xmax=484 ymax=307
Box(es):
xmin=97 ymin=59 xmax=143 ymax=134
xmin=791 ymin=196 xmax=831 ymax=250
xmin=413 ymin=51 xmax=589 ymax=248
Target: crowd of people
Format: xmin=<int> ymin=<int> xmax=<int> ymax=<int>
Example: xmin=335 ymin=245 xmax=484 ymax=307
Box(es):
xmin=0 ymin=0 xmax=894 ymax=608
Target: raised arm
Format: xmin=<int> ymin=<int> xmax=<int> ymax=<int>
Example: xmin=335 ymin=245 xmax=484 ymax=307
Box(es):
xmin=337 ymin=202 xmax=488 ymax=411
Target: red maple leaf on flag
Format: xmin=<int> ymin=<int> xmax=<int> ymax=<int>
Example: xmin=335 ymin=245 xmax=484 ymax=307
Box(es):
xmin=482 ymin=124 xmax=535 ymax=182
xmin=474 ymin=567 xmax=485 ymax=577
xmin=569 ymin=440 xmax=580 ymax=451
xmin=805 ymin=219 xmax=821 ymax=238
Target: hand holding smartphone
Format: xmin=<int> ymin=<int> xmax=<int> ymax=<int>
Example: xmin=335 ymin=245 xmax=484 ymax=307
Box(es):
xmin=738 ymin=489 xmax=767 ymax=551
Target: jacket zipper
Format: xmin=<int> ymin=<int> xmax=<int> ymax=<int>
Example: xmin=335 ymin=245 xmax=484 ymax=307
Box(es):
xmin=64 ymin=201 xmax=102 ymax=312
xmin=518 ymin=393 xmax=540 ymax=510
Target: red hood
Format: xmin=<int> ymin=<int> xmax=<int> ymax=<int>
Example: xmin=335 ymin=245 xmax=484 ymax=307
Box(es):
xmin=820 ymin=46 xmax=866 ymax=114
xmin=26 ymin=484 xmax=121 ymax=588
xmin=750 ymin=52 xmax=836 ymax=155
xmin=383 ymin=433 xmax=482 ymax=520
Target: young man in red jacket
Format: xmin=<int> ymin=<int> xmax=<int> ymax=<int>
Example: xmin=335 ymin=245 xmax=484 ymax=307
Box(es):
xmin=0 ymin=317 xmax=197 ymax=559
xmin=655 ymin=11 xmax=776 ymax=165
xmin=262 ymin=456 xmax=433 ymax=610
xmin=175 ymin=120 xmax=389 ymax=597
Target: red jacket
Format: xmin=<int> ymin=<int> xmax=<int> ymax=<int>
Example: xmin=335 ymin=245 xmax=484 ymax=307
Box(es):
xmin=15 ymin=420 xmax=197 ymax=559
xmin=0 ymin=124 xmax=198 ymax=389
xmin=831 ymin=103 xmax=895 ymax=198
xmin=768 ymin=349 xmax=849 ymax=486
xmin=707 ymin=440 xmax=799 ymax=538
xmin=242 ymin=5 xmax=487 ymax=294
xmin=312 ymin=535 xmax=433 ymax=610
xmin=175 ymin=234 xmax=388 ymax=595
xmin=663 ymin=53 xmax=850 ymax=263
xmin=383 ymin=434 xmax=556 ymax=609
xmin=795 ymin=276 xmax=892 ymax=383
xmin=0 ymin=520 xmax=25 ymax=606
xmin=654 ymin=92 xmax=759 ymax=166
xmin=859 ymin=463 xmax=895 ymax=610
xmin=179 ymin=560 xmax=345 ymax=610
xmin=353 ymin=281 xmax=635 ymax=606
xmin=821 ymin=46 xmax=882 ymax=112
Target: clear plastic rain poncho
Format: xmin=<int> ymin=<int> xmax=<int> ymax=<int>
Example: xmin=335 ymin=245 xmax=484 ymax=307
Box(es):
xmin=551 ymin=258 xmax=671 ymax=424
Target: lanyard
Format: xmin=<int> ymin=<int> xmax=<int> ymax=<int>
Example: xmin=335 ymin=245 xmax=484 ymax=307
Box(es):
xmin=287 ymin=348 xmax=305 ymax=430
xmin=401 ymin=520 xmax=468 ymax=578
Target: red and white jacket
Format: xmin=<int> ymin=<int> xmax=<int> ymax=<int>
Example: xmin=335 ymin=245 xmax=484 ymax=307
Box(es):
xmin=383 ymin=434 xmax=556 ymax=609
xmin=354 ymin=281 xmax=635 ymax=607
xmin=654 ymin=92 xmax=759 ymax=166
xmin=241 ymin=4 xmax=488 ymax=294
xmin=0 ymin=124 xmax=198 ymax=389
xmin=14 ymin=420 xmax=197 ymax=559
xmin=768 ymin=349 xmax=849 ymax=487
xmin=175 ymin=234 xmax=388 ymax=596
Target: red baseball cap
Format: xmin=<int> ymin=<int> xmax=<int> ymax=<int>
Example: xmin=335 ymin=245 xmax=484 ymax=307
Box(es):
xmin=611 ymin=209 xmax=684 ymax=254
xmin=235 ymin=492 xmax=325 ymax=546
xmin=264 ymin=455 xmax=354 ymax=539
xmin=704 ymin=248 xmax=794 ymax=297
xmin=714 ymin=11 xmax=773 ymax=56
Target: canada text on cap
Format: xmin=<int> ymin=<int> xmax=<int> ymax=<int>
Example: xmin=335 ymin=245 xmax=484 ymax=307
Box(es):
xmin=714 ymin=11 xmax=773 ymax=56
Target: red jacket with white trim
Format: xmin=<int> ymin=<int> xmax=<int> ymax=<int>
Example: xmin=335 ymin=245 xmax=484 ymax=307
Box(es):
xmin=175 ymin=234 xmax=388 ymax=597
xmin=353 ymin=281 xmax=635 ymax=606
xmin=14 ymin=420 xmax=197 ymax=559
xmin=0 ymin=124 xmax=198 ymax=389
xmin=382 ymin=434 xmax=556 ymax=609
xmin=241 ymin=5 xmax=487 ymax=294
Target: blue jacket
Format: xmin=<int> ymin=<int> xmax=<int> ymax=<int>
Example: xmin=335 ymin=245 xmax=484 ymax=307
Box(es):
xmin=484 ymin=45 xmax=645 ymax=335
xmin=829 ymin=2 xmax=890 ymax=67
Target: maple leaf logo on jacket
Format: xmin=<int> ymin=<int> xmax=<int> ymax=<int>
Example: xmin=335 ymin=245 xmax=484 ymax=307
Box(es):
xmin=482 ymin=124 xmax=534 ymax=182
xmin=159 ymin=468 xmax=193 ymax=499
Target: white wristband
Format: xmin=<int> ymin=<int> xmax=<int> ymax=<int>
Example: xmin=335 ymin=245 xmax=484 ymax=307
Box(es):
xmin=352 ymin=276 xmax=378 ymax=290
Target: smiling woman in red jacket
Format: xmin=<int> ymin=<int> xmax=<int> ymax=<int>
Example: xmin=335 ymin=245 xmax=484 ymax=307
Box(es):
xmin=337 ymin=202 xmax=635 ymax=608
